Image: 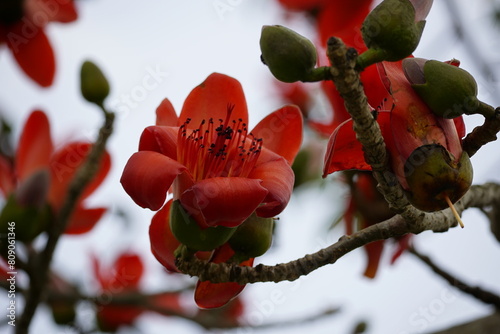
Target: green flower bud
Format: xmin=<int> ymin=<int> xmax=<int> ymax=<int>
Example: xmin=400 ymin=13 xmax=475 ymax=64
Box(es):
xmin=169 ymin=200 xmax=236 ymax=251
xmin=80 ymin=60 xmax=110 ymax=106
xmin=404 ymin=144 xmax=472 ymax=212
xmin=403 ymin=58 xmax=495 ymax=118
xmin=260 ymin=25 xmax=317 ymax=83
xmin=359 ymin=0 xmax=425 ymax=67
xmin=228 ymin=212 xmax=274 ymax=260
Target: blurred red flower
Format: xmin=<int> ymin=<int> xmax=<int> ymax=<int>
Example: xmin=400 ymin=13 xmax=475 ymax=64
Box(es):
xmin=0 ymin=0 xmax=77 ymax=86
xmin=0 ymin=110 xmax=110 ymax=235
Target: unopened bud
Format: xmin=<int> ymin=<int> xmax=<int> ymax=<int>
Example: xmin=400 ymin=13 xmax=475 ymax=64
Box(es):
xmin=80 ymin=61 xmax=110 ymax=106
xmin=403 ymin=58 xmax=493 ymax=118
xmin=360 ymin=0 xmax=426 ymax=63
xmin=260 ymin=25 xmax=317 ymax=83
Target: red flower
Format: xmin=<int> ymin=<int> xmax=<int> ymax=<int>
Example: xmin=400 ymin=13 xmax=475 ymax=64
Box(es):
xmin=0 ymin=0 xmax=77 ymax=86
xmin=92 ymin=253 xmax=145 ymax=331
xmin=324 ymin=60 xmax=470 ymax=211
xmin=121 ymin=73 xmax=303 ymax=228
xmin=123 ymin=73 xmax=303 ymax=309
xmin=0 ymin=110 xmax=110 ymax=235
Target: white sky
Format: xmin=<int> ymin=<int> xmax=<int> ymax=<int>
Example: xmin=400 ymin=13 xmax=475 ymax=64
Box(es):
xmin=1 ymin=1 xmax=500 ymax=333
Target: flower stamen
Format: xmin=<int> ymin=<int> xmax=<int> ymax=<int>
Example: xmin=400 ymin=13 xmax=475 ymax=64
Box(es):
xmin=177 ymin=105 xmax=262 ymax=181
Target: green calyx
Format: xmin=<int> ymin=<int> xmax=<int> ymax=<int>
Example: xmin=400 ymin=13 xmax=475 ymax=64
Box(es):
xmin=169 ymin=200 xmax=236 ymax=252
xmin=359 ymin=0 xmax=425 ymax=68
xmin=404 ymin=145 xmax=473 ymax=212
xmin=228 ymin=212 xmax=274 ymax=261
xmin=407 ymin=59 xmax=495 ymax=119
xmin=80 ymin=60 xmax=110 ymax=107
xmin=260 ymin=25 xmax=317 ymax=83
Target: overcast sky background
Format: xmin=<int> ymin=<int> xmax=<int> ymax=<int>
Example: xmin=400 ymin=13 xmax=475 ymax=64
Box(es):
xmin=1 ymin=1 xmax=500 ymax=333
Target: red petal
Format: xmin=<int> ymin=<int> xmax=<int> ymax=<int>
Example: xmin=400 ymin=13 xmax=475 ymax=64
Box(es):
xmin=249 ymin=157 xmax=294 ymax=218
xmin=6 ymin=24 xmax=55 ymax=87
xmin=25 ymin=0 xmax=78 ymax=23
xmin=179 ymin=73 xmax=248 ymax=127
xmin=110 ymin=253 xmax=144 ymax=289
xmin=49 ymin=143 xmax=111 ymax=209
xmin=323 ymin=112 xmax=393 ymax=177
xmin=180 ymin=177 xmax=268 ymax=228
xmin=138 ymin=126 xmax=178 ymax=160
xmin=97 ymin=306 xmax=143 ymax=331
xmin=323 ymin=119 xmax=370 ymax=176
xmin=391 ymin=234 xmax=412 ymax=264
xmin=121 ymin=151 xmax=186 ymax=210
xmin=149 ymin=200 xmax=180 ymax=272
xmin=251 ymin=105 xmax=303 ymax=165
xmin=155 ymin=98 xmax=178 ymax=126
xmin=0 ymin=155 xmax=16 ymax=196
xmin=277 ymin=0 xmax=327 ymax=11
xmin=363 ymin=240 xmax=384 ymax=279
xmin=195 ymin=243 xmax=254 ymax=309
xmin=64 ymin=207 xmax=105 ymax=234
xmin=317 ymin=0 xmax=372 ymax=49
xmin=453 ymin=116 xmax=466 ymax=139
xmin=16 ymin=110 xmax=53 ymax=182
xmin=383 ymin=61 xmax=461 ymax=160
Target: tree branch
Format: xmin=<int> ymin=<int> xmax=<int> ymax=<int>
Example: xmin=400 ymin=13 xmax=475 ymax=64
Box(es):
xmin=325 ymin=37 xmax=411 ymax=215
xmin=409 ymin=247 xmax=500 ymax=309
xmin=16 ymin=111 xmax=115 ymax=334
xmin=176 ymin=183 xmax=500 ymax=284
xmin=462 ymin=108 xmax=500 ymax=157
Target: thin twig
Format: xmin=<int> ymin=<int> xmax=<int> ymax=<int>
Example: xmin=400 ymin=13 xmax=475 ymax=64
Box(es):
xmin=462 ymin=108 xmax=500 ymax=157
xmin=409 ymin=247 xmax=500 ymax=309
xmin=16 ymin=111 xmax=115 ymax=334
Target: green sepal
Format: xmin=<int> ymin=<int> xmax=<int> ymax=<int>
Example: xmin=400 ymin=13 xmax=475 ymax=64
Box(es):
xmin=228 ymin=212 xmax=274 ymax=260
xmin=169 ymin=200 xmax=236 ymax=252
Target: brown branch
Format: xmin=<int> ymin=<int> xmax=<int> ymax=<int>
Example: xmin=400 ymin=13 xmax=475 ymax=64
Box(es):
xmin=409 ymin=247 xmax=500 ymax=309
xmin=324 ymin=37 xmax=425 ymax=229
xmin=176 ymin=183 xmax=500 ymax=284
xmin=16 ymin=111 xmax=115 ymax=334
xmin=462 ymin=108 xmax=500 ymax=157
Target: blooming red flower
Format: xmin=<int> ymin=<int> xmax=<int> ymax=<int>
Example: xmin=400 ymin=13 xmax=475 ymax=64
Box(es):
xmin=0 ymin=110 xmax=111 ymax=235
xmin=122 ymin=73 xmax=303 ymax=308
xmin=0 ymin=0 xmax=77 ymax=86
xmin=121 ymin=72 xmax=303 ymax=228
xmin=92 ymin=252 xmax=145 ymax=331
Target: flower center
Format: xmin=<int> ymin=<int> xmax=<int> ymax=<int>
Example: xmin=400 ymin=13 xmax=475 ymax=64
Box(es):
xmin=177 ymin=105 xmax=263 ymax=181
